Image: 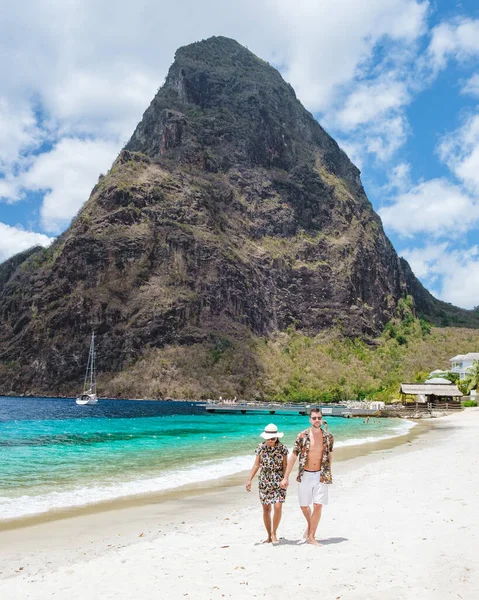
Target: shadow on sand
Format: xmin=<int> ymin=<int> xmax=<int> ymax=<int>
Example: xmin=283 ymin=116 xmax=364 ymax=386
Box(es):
xmin=254 ymin=536 xmax=348 ymax=546
xmin=319 ymin=536 xmax=349 ymax=545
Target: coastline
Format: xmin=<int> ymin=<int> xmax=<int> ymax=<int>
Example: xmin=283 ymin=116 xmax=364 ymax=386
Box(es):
xmin=0 ymin=416 xmax=423 ymax=531
xmin=3 ymin=413 xmax=478 ymax=599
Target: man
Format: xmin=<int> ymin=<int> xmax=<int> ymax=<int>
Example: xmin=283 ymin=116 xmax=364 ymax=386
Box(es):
xmin=280 ymin=407 xmax=334 ymax=546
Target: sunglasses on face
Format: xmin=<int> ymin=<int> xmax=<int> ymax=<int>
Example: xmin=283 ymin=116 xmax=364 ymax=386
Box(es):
xmin=267 ymin=437 xmax=278 ymax=441
xmin=310 ymin=416 xmax=322 ymax=420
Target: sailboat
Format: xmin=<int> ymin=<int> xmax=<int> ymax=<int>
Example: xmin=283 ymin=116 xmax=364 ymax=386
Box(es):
xmin=76 ymin=332 xmax=98 ymax=405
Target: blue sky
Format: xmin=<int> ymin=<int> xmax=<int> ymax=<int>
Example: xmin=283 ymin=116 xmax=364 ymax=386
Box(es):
xmin=1 ymin=0 xmax=479 ymax=308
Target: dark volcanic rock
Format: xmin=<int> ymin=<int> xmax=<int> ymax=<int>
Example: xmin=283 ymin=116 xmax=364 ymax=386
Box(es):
xmin=0 ymin=36 xmax=478 ymax=396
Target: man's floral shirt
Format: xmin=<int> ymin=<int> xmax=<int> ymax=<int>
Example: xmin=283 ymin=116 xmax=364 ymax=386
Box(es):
xmin=292 ymin=428 xmax=334 ymax=484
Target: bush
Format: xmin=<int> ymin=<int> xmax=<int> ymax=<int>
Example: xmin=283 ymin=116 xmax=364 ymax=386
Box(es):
xmin=419 ymin=319 xmax=432 ymax=335
xmin=445 ymin=372 xmax=460 ymax=383
xmin=210 ymin=337 xmax=232 ymax=363
xmin=462 ymin=400 xmax=477 ymax=407
xmin=414 ymin=371 xmax=429 ymax=383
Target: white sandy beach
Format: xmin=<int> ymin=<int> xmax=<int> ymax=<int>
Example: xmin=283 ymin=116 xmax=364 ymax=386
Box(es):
xmin=1 ymin=409 xmax=478 ymax=600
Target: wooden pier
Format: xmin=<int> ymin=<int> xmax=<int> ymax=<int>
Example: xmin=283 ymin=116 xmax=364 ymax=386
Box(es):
xmin=200 ymin=401 xmax=465 ymax=418
xmin=200 ymin=402 xmax=376 ymax=417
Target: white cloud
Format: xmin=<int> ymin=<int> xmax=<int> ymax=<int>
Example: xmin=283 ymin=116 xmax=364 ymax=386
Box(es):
xmin=0 ymin=223 xmax=54 ymax=263
xmin=386 ymin=162 xmax=412 ymax=193
xmin=381 ymin=110 xmax=479 ymax=240
xmin=1 ymin=138 xmax=118 ymax=234
xmin=19 ymin=138 xmax=119 ymax=234
xmin=336 ymin=80 xmax=410 ymax=130
xmin=379 ymin=178 xmax=479 ymax=237
xmin=401 ymin=243 xmax=479 ymax=309
xmin=0 ymin=98 xmax=43 ymax=168
xmin=428 ymin=18 xmax=479 ymax=71
xmin=364 ymin=115 xmax=409 ymax=160
xmin=401 ymin=243 xmax=450 ymax=279
xmin=274 ymin=0 xmax=427 ymax=112
xmin=438 ymin=112 xmax=479 ymax=194
xmin=325 ymin=84 xmax=411 ymax=163
xmin=461 ymin=73 xmax=479 ymax=97
xmin=0 ymin=177 xmax=18 ymax=200
xmin=48 ymin=68 xmax=159 ymax=142
xmin=322 ymin=38 xmax=421 ymax=162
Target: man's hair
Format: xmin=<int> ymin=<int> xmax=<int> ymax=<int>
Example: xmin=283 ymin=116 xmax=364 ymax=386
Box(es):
xmin=310 ymin=407 xmax=322 ymax=416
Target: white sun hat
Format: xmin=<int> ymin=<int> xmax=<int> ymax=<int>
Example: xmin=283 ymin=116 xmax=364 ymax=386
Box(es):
xmin=260 ymin=423 xmax=284 ymax=439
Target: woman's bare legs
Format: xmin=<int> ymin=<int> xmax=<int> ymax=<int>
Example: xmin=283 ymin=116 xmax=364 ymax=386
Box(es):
xmin=262 ymin=504 xmax=272 ymax=542
xmin=271 ymin=502 xmax=283 ymax=543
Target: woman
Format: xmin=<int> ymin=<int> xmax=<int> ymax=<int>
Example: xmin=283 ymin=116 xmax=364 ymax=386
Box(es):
xmin=246 ymin=423 xmax=288 ymax=545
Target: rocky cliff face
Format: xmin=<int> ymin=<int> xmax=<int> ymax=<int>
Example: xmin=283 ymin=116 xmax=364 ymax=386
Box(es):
xmin=0 ymin=37 xmax=477 ymax=397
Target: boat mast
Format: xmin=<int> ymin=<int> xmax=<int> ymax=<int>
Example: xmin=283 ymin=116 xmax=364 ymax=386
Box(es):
xmin=90 ymin=332 xmax=95 ymax=393
xmin=83 ymin=332 xmax=95 ymax=393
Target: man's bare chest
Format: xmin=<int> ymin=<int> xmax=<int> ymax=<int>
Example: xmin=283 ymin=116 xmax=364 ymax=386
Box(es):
xmin=306 ymin=433 xmax=324 ymax=464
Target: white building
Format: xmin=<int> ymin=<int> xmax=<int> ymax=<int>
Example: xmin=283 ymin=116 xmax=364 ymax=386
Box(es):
xmin=450 ymin=353 xmax=479 ymax=380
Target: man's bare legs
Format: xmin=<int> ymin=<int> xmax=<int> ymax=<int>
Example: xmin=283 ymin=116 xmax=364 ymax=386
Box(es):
xmin=301 ymin=505 xmax=311 ymax=539
xmin=307 ymin=503 xmax=322 ymax=545
xmin=271 ymin=503 xmax=283 ymax=544
xmin=262 ymin=504 xmax=272 ymax=542
xmin=301 ymin=504 xmax=322 ymax=544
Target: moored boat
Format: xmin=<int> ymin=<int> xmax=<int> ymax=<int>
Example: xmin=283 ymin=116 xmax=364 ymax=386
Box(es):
xmin=76 ymin=332 xmax=98 ymax=406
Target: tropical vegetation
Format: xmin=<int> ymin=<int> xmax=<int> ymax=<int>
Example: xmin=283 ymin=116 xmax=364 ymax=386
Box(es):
xmin=103 ymin=297 xmax=479 ymax=403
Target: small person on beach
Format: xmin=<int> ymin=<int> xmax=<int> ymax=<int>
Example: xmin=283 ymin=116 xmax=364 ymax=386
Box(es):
xmin=280 ymin=407 xmax=334 ymax=546
xmin=246 ymin=423 xmax=288 ymax=545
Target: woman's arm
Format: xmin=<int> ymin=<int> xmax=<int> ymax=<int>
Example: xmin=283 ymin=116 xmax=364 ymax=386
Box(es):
xmin=280 ymin=452 xmax=297 ymax=488
xmin=246 ymin=454 xmax=260 ymax=491
xmin=282 ymin=454 xmax=288 ymax=473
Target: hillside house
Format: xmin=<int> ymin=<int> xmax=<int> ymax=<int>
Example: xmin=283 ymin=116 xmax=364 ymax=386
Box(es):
xmin=449 ymin=353 xmax=479 ymax=380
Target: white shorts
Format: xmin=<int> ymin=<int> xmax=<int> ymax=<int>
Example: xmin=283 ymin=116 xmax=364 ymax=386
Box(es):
xmin=298 ymin=471 xmax=329 ymax=506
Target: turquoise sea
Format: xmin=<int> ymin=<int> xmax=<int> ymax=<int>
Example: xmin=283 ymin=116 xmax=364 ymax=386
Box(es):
xmin=0 ymin=397 xmax=414 ymax=521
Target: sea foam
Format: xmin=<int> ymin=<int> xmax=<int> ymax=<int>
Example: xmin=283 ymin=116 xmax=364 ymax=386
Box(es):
xmin=0 ymin=454 xmax=253 ymax=521
xmin=335 ymin=418 xmax=416 ymax=448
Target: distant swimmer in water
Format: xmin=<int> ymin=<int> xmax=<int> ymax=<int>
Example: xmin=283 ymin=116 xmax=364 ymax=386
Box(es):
xmin=365 ymin=416 xmax=370 ymax=424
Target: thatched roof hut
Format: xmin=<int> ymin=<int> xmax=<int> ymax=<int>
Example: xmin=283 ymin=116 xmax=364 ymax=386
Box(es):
xmin=400 ymin=383 xmax=462 ymax=404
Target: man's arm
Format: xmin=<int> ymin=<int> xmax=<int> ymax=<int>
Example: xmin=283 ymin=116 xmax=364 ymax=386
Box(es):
xmin=280 ymin=452 xmax=297 ymax=489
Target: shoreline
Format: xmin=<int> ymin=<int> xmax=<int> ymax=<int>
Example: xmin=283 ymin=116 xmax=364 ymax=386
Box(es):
xmin=2 ymin=393 xmax=471 ymax=411
xmin=1 ymin=410 xmax=478 ymax=598
xmin=3 ymin=393 xmax=466 ymax=423
xmin=0 ymin=418 xmax=424 ymax=531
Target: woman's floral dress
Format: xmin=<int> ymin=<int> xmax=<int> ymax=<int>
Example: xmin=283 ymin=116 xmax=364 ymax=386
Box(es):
xmin=255 ymin=441 xmax=289 ymax=504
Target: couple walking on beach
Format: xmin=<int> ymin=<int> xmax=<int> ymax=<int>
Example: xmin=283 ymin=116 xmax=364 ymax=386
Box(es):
xmin=246 ymin=407 xmax=334 ymax=546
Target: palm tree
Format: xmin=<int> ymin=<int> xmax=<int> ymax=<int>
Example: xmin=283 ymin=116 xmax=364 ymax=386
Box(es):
xmin=465 ymin=360 xmax=479 ymax=394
